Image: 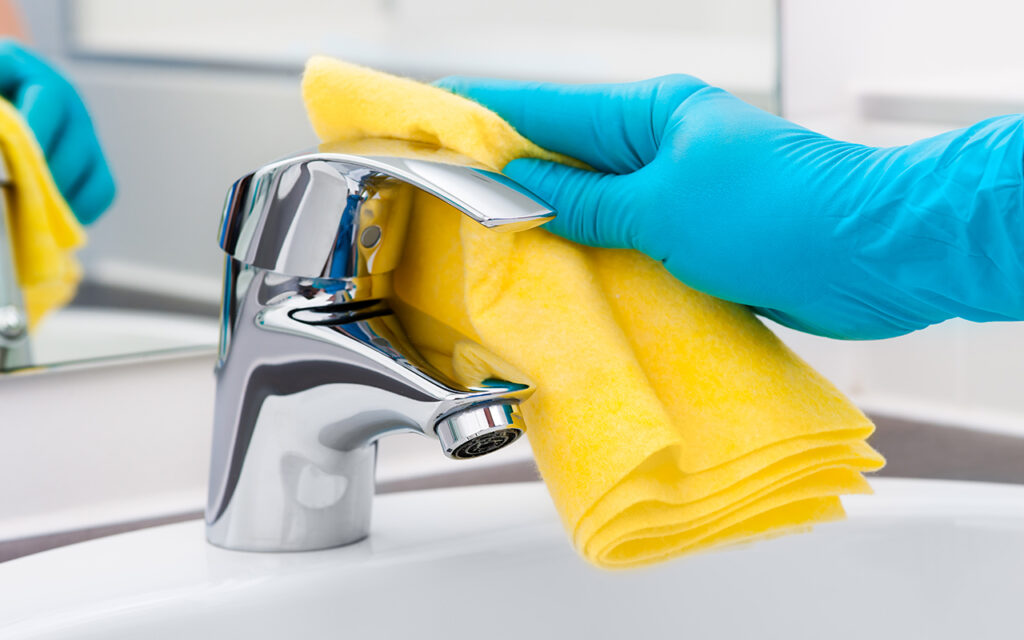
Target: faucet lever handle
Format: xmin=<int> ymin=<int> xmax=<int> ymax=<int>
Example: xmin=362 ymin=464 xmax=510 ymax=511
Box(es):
xmin=218 ymin=140 xmax=555 ymax=281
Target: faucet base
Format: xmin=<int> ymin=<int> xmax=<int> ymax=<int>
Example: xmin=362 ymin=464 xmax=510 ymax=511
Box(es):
xmin=207 ymin=442 xmax=376 ymax=552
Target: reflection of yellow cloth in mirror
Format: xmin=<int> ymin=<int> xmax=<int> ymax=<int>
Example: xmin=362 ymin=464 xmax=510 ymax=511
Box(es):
xmin=0 ymin=99 xmax=85 ymax=328
xmin=302 ymin=56 xmax=885 ymax=569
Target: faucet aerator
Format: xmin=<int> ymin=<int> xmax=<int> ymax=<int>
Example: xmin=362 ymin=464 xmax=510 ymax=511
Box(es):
xmin=436 ymin=402 xmax=524 ymax=460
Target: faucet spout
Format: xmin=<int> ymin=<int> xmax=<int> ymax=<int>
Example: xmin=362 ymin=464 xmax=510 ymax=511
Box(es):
xmin=205 ymin=141 xmax=553 ymax=552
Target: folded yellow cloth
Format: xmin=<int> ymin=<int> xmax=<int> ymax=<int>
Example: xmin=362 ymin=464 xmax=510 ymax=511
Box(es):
xmin=302 ymin=57 xmax=885 ymax=568
xmin=0 ymin=99 xmax=85 ymax=328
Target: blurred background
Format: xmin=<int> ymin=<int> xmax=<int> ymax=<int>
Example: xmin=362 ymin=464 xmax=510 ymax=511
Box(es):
xmin=11 ymin=0 xmax=1024 ymax=436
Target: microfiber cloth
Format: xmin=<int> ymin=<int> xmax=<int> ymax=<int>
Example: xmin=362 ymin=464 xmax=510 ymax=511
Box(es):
xmin=302 ymin=56 xmax=885 ymax=569
xmin=0 ymin=99 xmax=85 ymax=328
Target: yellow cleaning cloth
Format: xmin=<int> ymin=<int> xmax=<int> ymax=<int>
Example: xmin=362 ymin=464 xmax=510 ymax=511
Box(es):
xmin=302 ymin=57 xmax=885 ymax=569
xmin=0 ymin=99 xmax=85 ymax=328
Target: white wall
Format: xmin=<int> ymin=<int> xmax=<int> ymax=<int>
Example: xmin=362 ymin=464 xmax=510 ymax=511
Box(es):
xmin=782 ymin=0 xmax=1024 ymax=125
xmin=71 ymin=0 xmax=776 ymax=92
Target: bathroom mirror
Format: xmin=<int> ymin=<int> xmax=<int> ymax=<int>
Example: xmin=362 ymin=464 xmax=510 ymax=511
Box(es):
xmin=2 ymin=0 xmax=779 ymax=371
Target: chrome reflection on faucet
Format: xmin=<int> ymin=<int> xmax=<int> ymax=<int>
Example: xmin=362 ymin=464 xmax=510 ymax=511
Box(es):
xmin=206 ymin=141 xmax=555 ymax=552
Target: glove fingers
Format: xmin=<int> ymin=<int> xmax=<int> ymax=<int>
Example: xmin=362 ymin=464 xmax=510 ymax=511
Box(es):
xmin=46 ymin=120 xmax=97 ymax=201
xmin=66 ymin=159 xmax=115 ymax=225
xmin=436 ymin=76 xmax=668 ymax=175
xmin=16 ymin=82 xmax=67 ymax=155
xmin=504 ymin=158 xmax=634 ymax=249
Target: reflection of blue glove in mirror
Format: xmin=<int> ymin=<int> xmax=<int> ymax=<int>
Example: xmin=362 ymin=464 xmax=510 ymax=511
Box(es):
xmin=0 ymin=40 xmax=114 ymax=225
xmin=436 ymin=75 xmax=1024 ymax=340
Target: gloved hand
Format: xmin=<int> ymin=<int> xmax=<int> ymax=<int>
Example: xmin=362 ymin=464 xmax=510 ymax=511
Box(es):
xmin=0 ymin=40 xmax=114 ymax=224
xmin=436 ymin=75 xmax=1024 ymax=340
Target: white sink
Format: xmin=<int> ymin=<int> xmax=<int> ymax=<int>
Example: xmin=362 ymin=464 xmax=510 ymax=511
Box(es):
xmin=1 ymin=478 xmax=1021 ymax=639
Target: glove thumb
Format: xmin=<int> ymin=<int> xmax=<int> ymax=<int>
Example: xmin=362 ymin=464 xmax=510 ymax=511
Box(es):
xmin=503 ymin=158 xmax=634 ymax=249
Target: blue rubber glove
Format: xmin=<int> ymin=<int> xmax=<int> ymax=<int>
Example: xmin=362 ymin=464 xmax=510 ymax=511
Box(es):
xmin=436 ymin=75 xmax=1024 ymax=340
xmin=0 ymin=40 xmax=114 ymax=225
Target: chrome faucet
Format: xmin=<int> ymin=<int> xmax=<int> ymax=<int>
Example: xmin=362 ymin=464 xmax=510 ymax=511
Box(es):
xmin=0 ymin=154 xmax=30 ymax=371
xmin=205 ymin=141 xmax=555 ymax=552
